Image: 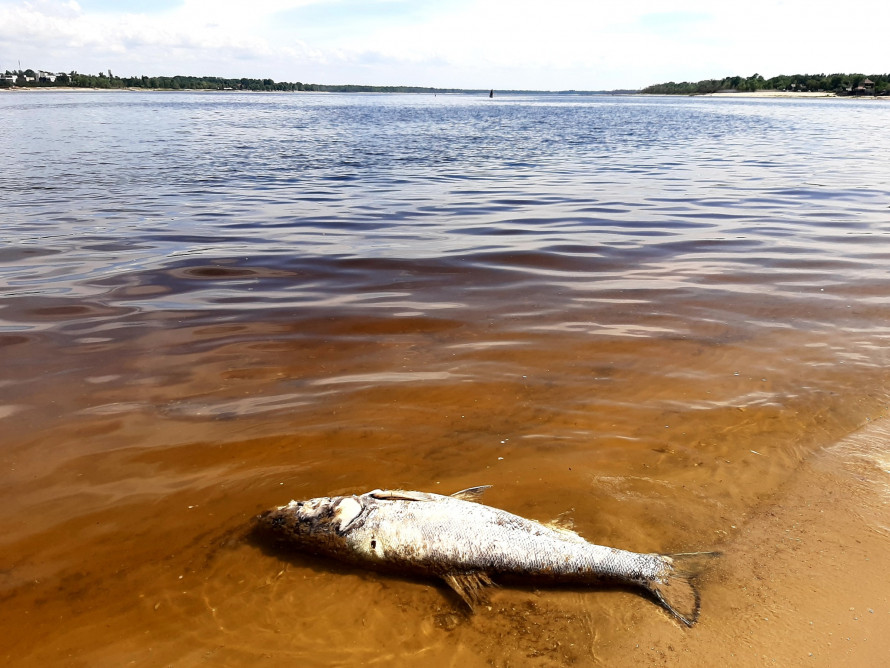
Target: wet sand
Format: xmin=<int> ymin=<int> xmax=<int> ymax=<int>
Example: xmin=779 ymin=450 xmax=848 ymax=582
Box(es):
xmin=594 ymin=416 xmax=890 ymax=667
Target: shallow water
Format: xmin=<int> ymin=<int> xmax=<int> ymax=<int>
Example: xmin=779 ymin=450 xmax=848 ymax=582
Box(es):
xmin=2 ymin=91 xmax=890 ymax=665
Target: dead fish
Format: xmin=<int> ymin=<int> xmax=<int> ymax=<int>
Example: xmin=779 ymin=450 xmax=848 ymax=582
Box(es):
xmin=257 ymin=485 xmax=716 ymax=626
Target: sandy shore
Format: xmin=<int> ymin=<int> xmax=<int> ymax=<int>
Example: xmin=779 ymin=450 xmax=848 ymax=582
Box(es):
xmin=594 ymin=415 xmax=890 ymax=666
xmin=699 ymin=90 xmax=838 ymax=98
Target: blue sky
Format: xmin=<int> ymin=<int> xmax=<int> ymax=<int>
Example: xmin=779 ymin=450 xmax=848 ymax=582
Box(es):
xmin=1 ymin=1 xmax=887 ymax=89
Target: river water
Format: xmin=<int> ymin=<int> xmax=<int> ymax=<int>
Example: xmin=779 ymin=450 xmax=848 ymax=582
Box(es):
xmin=1 ymin=91 xmax=889 ymax=665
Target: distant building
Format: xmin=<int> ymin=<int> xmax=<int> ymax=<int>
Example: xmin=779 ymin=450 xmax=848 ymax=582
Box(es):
xmin=846 ymin=78 xmax=876 ymax=96
xmin=37 ymin=71 xmax=57 ymax=83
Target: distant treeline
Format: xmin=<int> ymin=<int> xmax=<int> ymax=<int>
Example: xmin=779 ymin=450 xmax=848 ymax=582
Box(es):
xmin=642 ymin=73 xmax=889 ymax=95
xmin=1 ymin=69 xmax=478 ymax=93
xmin=2 ymin=68 xmax=635 ymax=94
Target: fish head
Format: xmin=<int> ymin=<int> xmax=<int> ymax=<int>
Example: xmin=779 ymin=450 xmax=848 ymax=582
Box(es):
xmin=256 ymin=494 xmax=367 ymax=557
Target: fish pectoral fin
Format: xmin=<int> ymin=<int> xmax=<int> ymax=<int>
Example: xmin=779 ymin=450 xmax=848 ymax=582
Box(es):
xmin=368 ymin=490 xmax=435 ymax=502
xmin=442 ymin=571 xmax=496 ymax=610
xmin=544 ymin=509 xmax=577 ymax=533
xmin=450 ymin=485 xmax=492 ymax=502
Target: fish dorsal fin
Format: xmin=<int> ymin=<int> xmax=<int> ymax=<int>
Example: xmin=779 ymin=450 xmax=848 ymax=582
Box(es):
xmin=367 ymin=489 xmax=435 ymax=502
xmin=367 ymin=486 xmax=491 ymax=503
xmin=442 ymin=571 xmax=496 ymax=610
xmin=450 ymin=485 xmax=491 ymax=502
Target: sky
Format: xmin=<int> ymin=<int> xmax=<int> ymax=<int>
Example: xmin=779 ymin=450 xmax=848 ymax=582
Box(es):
xmin=1 ymin=0 xmax=887 ymax=90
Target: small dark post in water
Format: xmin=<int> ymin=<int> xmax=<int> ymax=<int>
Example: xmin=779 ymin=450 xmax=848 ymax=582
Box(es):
xmin=489 ymin=89 xmax=494 ymax=98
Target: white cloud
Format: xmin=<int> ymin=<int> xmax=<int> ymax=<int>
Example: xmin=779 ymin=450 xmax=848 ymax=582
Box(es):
xmin=0 ymin=0 xmax=330 ymax=76
xmin=1 ymin=0 xmax=888 ymax=88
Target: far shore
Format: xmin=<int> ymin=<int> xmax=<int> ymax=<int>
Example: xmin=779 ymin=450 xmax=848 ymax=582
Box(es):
xmin=0 ymin=86 xmax=301 ymax=93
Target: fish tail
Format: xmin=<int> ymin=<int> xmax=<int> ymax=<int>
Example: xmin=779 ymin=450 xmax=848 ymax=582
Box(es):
xmin=646 ymin=551 xmax=720 ymax=627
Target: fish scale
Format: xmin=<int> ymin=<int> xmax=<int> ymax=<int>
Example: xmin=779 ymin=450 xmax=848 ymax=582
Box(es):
xmin=257 ymin=485 xmax=717 ymax=626
xmin=355 ymin=495 xmax=652 ymax=579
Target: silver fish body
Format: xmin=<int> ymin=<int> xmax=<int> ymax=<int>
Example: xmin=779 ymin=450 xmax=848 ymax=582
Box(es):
xmin=258 ymin=486 xmax=713 ymax=626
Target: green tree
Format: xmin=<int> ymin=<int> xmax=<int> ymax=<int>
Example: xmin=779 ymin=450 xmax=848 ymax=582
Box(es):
xmin=746 ymin=73 xmax=764 ymax=91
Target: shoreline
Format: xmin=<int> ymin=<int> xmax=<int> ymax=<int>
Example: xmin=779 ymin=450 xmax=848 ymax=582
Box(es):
xmin=698 ymin=90 xmax=837 ymax=98
xmin=694 ymin=90 xmax=883 ymax=100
